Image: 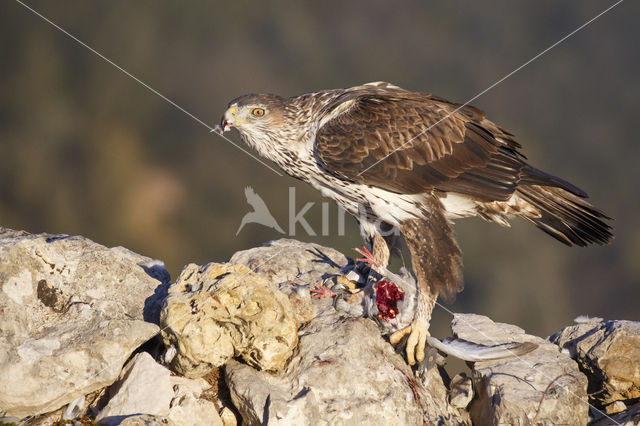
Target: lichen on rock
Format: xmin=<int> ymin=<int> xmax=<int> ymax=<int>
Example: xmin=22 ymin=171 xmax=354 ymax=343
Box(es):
xmin=160 ymin=262 xmax=299 ymax=378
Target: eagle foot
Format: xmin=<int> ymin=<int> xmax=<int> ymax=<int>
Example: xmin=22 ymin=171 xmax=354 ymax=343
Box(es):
xmin=390 ymin=319 xmax=430 ymax=366
xmin=355 ymin=245 xmax=380 ymax=268
xmin=310 ymin=284 xmax=336 ymax=299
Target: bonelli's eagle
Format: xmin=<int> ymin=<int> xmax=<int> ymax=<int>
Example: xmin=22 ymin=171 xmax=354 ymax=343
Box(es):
xmin=220 ymin=82 xmax=612 ymax=364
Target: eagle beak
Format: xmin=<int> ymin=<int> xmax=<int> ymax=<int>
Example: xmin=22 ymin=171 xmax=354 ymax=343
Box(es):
xmin=221 ymin=106 xmax=237 ymax=132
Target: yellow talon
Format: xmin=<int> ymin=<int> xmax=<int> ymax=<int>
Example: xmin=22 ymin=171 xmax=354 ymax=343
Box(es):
xmin=389 ymin=320 xmax=430 ymax=366
xmin=389 ymin=325 xmax=412 ymax=345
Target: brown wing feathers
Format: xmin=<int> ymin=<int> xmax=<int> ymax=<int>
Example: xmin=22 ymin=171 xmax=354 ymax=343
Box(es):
xmin=315 ymin=91 xmax=527 ymax=198
xmin=310 ymin=86 xmax=612 ymax=302
xmin=315 ymin=89 xmax=599 ymax=202
xmin=314 ymin=87 xmax=612 ymax=248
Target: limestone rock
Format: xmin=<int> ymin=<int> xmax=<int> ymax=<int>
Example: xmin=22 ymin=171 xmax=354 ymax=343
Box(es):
xmin=3 ymin=231 xmax=631 ymax=425
xmin=220 ymin=407 xmax=238 ymax=426
xmin=160 ymin=262 xmax=298 ymax=378
xmin=605 ymin=400 xmax=628 ymax=415
xmin=169 ymin=375 xmax=210 ymax=401
xmin=285 ymin=284 xmax=317 ymax=324
xmin=167 ymin=375 xmax=223 ymax=426
xmin=592 ymin=401 xmax=640 ymax=426
xmin=550 ymin=319 xmax=640 ymax=406
xmin=97 ymin=352 xmax=174 ymax=424
xmin=119 ymin=414 xmax=175 ymax=425
xmin=231 ymin=239 xmax=419 ymax=334
xmin=97 ymin=352 xmax=223 ymax=426
xmin=452 ymin=313 xmax=589 ymax=425
xmin=229 ymin=238 xmax=347 ymax=285
xmin=0 ymin=228 xmax=165 ymax=418
xmin=62 ymin=395 xmax=85 ymax=420
xmin=168 ymin=394 xmax=222 ymax=426
xmin=226 ymin=311 xmax=463 ymax=425
xmin=449 ymin=373 xmax=474 ymax=409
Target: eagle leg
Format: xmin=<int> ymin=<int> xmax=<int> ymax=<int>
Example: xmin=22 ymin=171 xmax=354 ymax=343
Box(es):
xmin=390 ymin=291 xmax=437 ymax=365
xmin=356 ymin=229 xmax=391 ymax=269
xmin=372 ymin=231 xmax=392 ymax=269
xmin=396 ymin=200 xmax=464 ymax=366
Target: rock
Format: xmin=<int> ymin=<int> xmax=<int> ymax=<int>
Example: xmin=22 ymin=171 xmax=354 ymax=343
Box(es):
xmin=285 ymin=284 xmax=317 ymax=324
xmin=62 ymin=395 xmax=85 ymax=420
xmin=0 ymin=228 xmax=165 ymax=418
xmin=118 ymin=414 xmax=175 ymax=425
xmin=451 ymin=313 xmax=589 ymax=425
xmin=160 ymin=262 xmax=298 ymax=378
xmin=605 ymin=400 xmax=628 ymax=415
xmin=97 ymin=352 xmax=173 ymax=424
xmin=97 ymin=352 xmax=223 ymax=425
xmin=169 ymin=375 xmax=210 ymax=401
xmin=3 ymin=231 xmax=634 ymax=425
xmin=167 ymin=375 xmax=223 ymax=426
xmin=550 ymin=319 xmax=640 ymax=406
xmin=592 ymin=401 xmax=640 ymax=426
xmin=13 ymin=407 xmax=65 ymax=425
xmin=168 ymin=394 xmax=222 ymax=426
xmin=220 ymin=407 xmax=238 ymax=426
xmin=449 ymin=373 xmax=473 ymax=409
xmin=232 ymin=239 xmax=419 ymax=335
xmin=229 ymin=239 xmax=347 ymax=286
xmin=226 ymin=311 xmax=463 ymax=425
xmin=230 ymin=239 xmax=357 ymax=325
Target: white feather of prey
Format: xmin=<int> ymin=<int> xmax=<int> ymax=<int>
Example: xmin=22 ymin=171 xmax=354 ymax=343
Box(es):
xmin=370 ymin=262 xmax=538 ymax=362
xmin=369 ymin=265 xmax=538 ymax=362
xmin=427 ymin=337 xmax=538 ymax=362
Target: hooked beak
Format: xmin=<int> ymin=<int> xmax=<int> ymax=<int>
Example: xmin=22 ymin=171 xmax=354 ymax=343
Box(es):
xmin=220 ymin=106 xmax=237 ymax=132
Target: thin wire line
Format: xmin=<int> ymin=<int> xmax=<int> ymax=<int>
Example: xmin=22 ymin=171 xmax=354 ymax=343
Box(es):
xmin=357 ymin=0 xmax=625 ymax=177
xmin=17 ymin=248 xmax=285 ymax=426
xmin=12 ymin=1 xmax=623 ymax=424
xmin=13 ymin=0 xmax=284 ymax=177
xmin=431 ymin=300 xmax=619 ymax=424
xmin=366 ymin=252 xmax=619 ymax=423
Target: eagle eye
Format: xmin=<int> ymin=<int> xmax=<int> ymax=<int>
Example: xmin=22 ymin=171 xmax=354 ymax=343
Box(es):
xmin=251 ymin=108 xmax=265 ymax=117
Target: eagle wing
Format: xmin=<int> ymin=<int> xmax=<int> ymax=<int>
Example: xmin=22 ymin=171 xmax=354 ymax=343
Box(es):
xmin=314 ymin=85 xmax=582 ymax=201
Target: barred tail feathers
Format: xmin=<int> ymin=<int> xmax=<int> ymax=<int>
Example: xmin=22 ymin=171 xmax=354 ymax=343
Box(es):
xmin=516 ymin=185 xmax=612 ymax=247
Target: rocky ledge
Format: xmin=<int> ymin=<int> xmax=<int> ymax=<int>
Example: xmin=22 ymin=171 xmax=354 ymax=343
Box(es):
xmin=0 ymin=227 xmax=638 ymax=425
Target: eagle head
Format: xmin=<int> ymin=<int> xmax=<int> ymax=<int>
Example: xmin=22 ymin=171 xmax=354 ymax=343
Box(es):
xmin=220 ymin=93 xmax=310 ymax=162
xmin=221 ymin=93 xmax=287 ymax=133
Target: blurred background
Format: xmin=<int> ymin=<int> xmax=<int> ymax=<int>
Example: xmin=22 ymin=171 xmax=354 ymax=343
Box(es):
xmin=1 ymin=1 xmax=638 ymax=338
